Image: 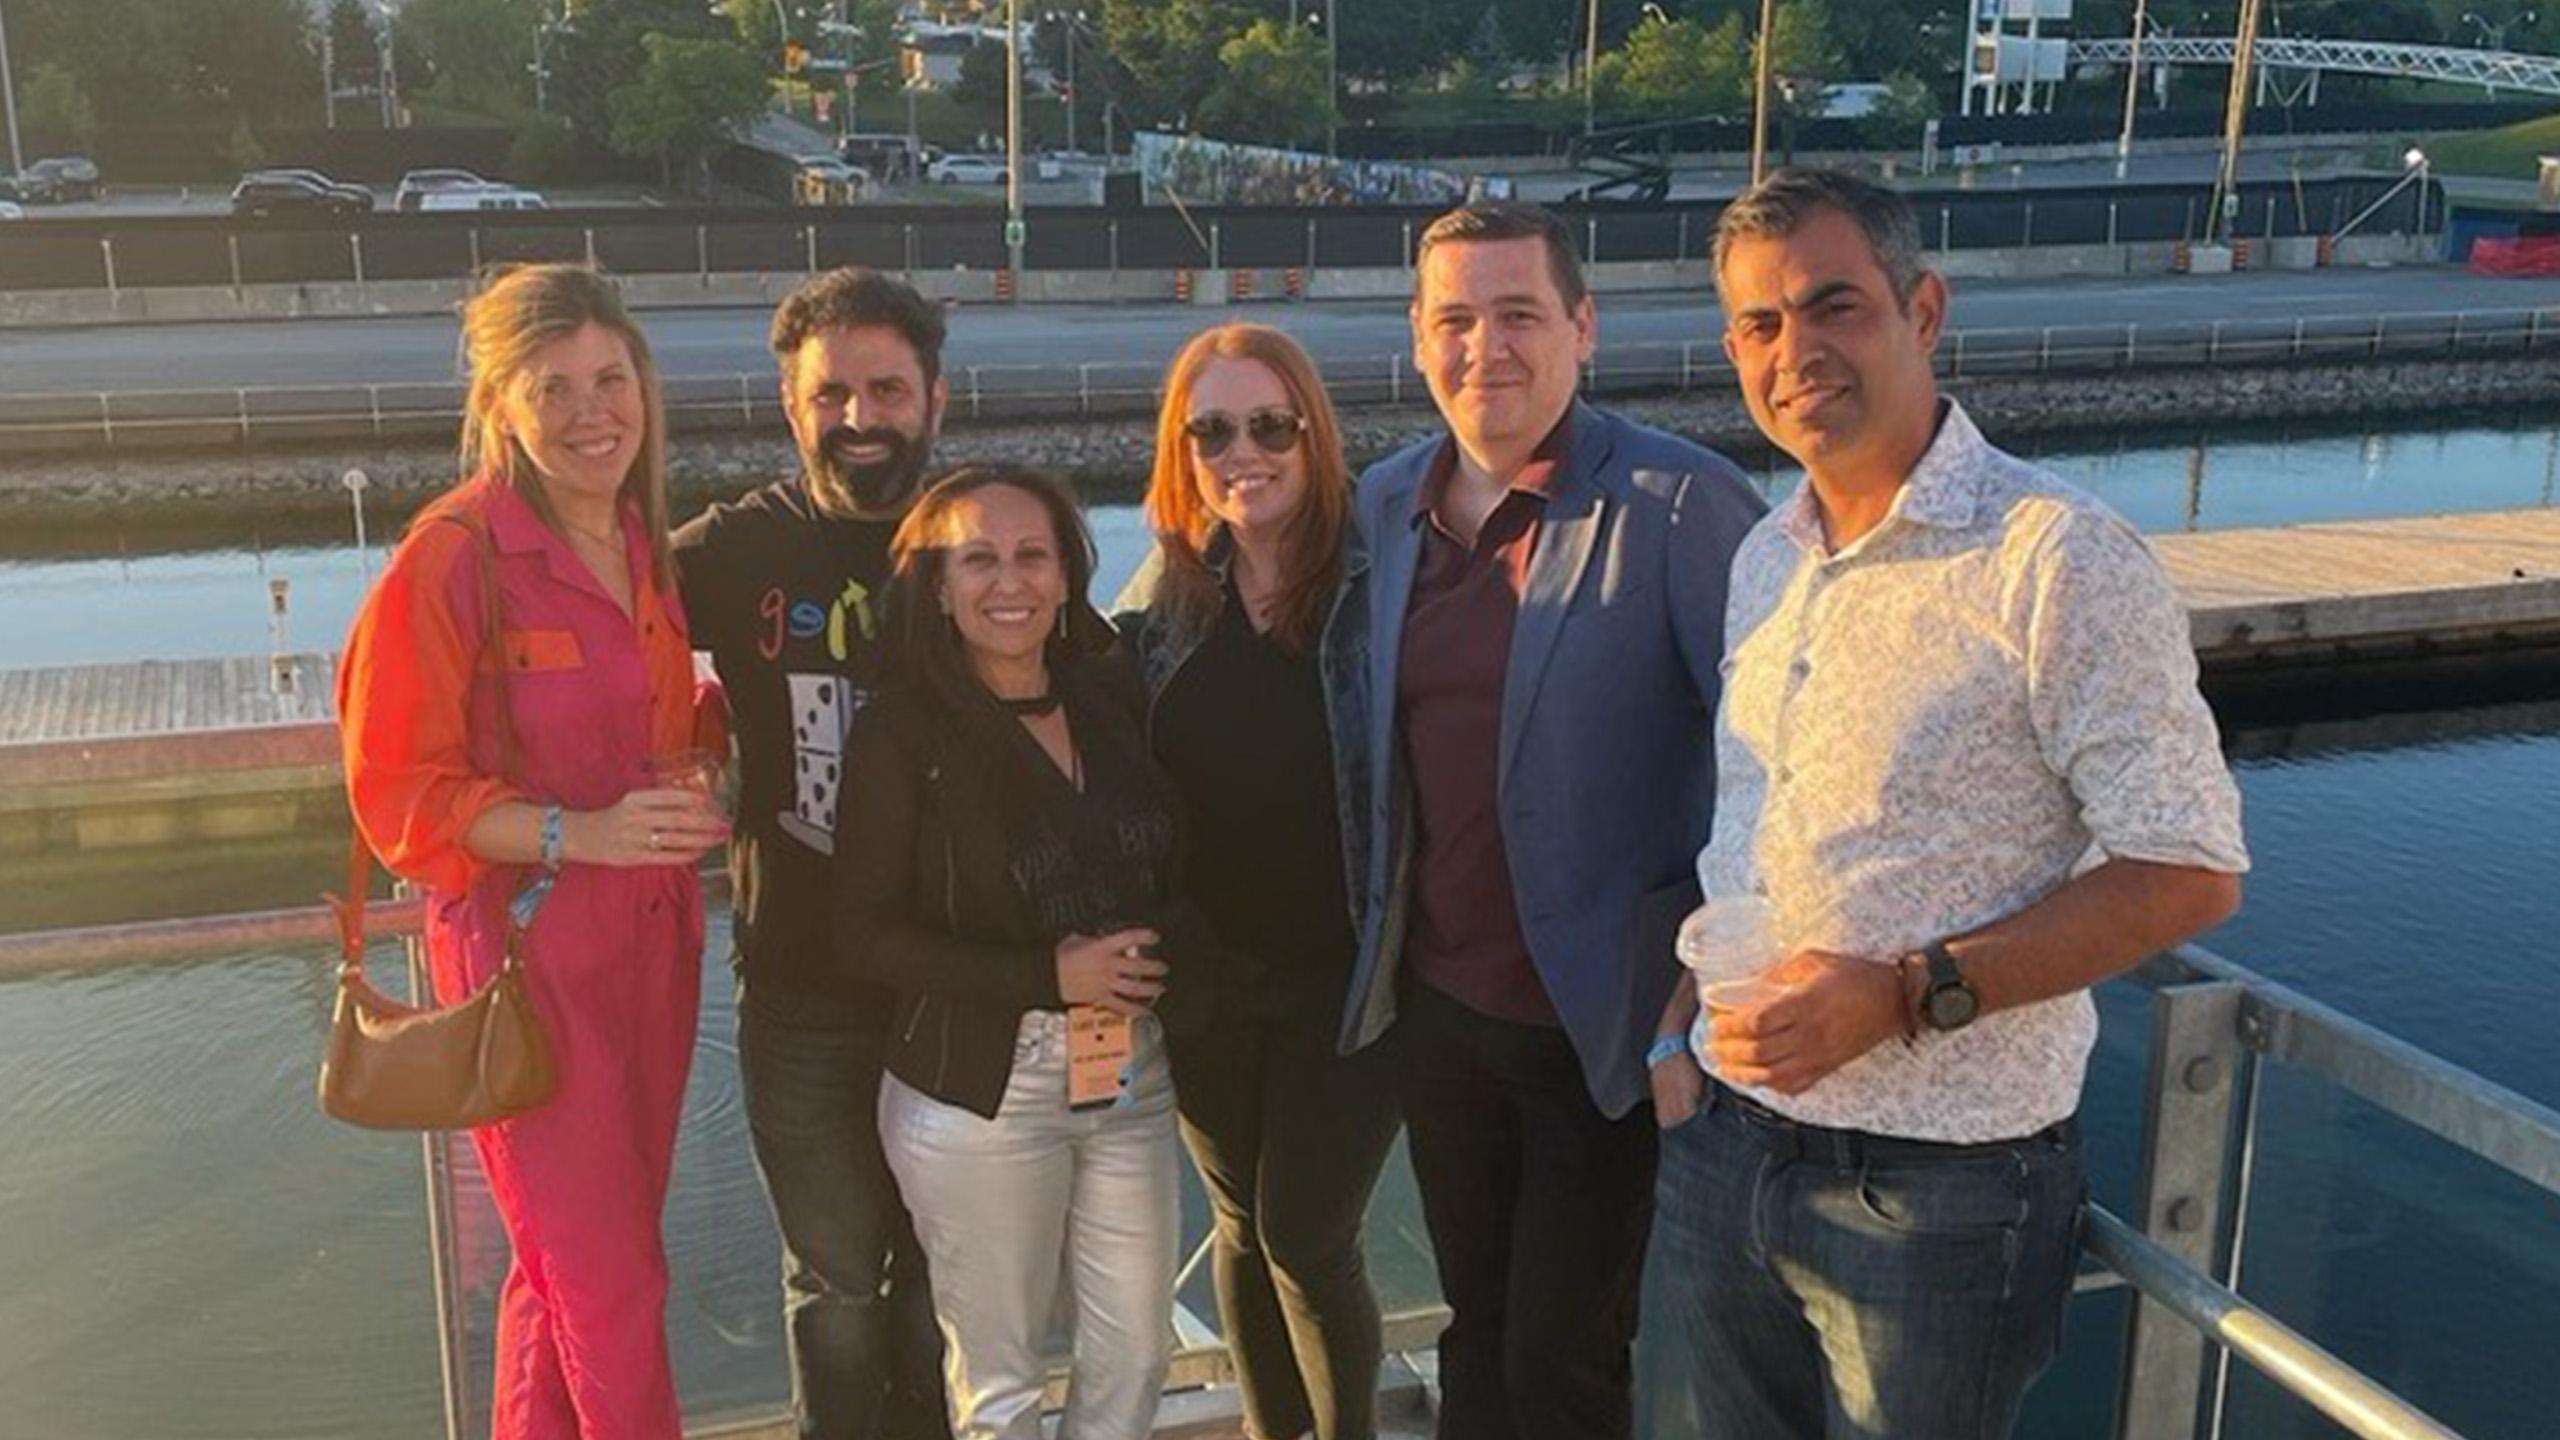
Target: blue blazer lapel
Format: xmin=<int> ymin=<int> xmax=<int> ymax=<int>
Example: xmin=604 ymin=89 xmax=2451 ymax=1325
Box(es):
xmin=1500 ymin=404 xmax=1612 ymax=785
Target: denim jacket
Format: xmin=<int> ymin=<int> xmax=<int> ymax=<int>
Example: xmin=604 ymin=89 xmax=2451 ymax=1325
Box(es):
xmin=1111 ymin=525 xmax=1374 ymax=964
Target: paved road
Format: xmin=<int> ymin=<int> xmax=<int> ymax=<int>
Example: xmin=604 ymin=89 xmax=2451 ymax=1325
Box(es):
xmin=4 ymin=266 xmax=2558 ymax=396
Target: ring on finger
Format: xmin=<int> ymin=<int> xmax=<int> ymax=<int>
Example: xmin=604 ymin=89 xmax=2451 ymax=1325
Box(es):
xmin=648 ymin=829 xmax=662 ymax=851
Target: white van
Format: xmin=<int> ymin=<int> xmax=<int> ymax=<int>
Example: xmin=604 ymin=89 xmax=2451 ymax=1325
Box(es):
xmin=416 ymin=187 xmax=548 ymax=212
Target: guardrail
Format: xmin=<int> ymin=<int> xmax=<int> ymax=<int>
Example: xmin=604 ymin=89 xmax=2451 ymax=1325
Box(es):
xmin=2 ymin=892 xmax=2551 ymax=1439
xmin=4 ymin=305 xmax=2554 ymax=457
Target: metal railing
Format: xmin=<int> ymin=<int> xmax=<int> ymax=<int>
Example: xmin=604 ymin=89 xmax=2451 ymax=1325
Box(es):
xmin=2 ymin=305 xmax=2552 ymax=457
xmin=2 ymin=892 xmax=2553 ymax=1439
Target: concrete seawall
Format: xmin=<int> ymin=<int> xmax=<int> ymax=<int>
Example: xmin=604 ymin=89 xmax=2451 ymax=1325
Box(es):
xmin=4 ymin=345 xmax=2554 ymax=522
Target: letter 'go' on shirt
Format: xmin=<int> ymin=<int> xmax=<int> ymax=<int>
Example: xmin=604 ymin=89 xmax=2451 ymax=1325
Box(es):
xmin=1694 ymin=401 xmax=2249 ymax=1145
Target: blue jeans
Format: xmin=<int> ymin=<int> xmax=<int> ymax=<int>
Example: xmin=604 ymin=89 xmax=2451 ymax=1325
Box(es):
xmin=737 ymin=978 xmax=950 ymax=1440
xmin=1653 ymin=1081 xmax=2084 ymax=1440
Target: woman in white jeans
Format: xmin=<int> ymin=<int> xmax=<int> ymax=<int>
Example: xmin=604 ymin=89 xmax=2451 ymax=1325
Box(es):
xmin=835 ymin=468 xmax=1222 ymax=1440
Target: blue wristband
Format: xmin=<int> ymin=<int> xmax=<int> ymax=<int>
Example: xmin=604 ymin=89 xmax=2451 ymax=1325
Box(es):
xmin=1646 ymin=1032 xmax=1690 ymax=1069
xmin=539 ymin=804 xmax=564 ymax=871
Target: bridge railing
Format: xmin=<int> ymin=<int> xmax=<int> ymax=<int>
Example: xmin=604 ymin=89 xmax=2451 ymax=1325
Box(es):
xmin=2 ymin=305 xmax=2552 ymax=456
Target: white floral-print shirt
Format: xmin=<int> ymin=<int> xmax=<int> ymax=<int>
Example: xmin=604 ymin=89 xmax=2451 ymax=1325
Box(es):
xmin=1692 ymin=400 xmax=2249 ymax=1143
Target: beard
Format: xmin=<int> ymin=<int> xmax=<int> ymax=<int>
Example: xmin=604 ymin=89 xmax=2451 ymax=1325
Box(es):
xmin=804 ymin=423 xmax=932 ymax=518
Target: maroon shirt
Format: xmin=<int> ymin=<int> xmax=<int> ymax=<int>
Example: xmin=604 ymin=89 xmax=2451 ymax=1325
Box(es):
xmin=1396 ymin=420 xmax=1571 ymax=1027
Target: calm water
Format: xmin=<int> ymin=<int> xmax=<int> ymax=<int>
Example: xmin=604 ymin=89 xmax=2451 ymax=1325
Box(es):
xmin=3 ymin=414 xmax=2558 ymax=671
xmin=3 ymin=415 xmax=2558 ymax=1438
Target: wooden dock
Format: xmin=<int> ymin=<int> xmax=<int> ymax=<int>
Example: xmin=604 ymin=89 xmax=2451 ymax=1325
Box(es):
xmin=2155 ymin=508 xmax=2560 ymax=666
xmin=0 ymin=508 xmax=2555 ymax=857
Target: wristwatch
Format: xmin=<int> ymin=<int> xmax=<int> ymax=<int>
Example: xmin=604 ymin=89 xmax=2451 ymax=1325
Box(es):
xmin=1909 ymin=939 xmax=1980 ymax=1033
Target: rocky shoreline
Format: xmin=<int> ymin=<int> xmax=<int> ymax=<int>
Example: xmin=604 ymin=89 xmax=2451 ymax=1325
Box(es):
xmin=7 ymin=355 xmax=2556 ymax=541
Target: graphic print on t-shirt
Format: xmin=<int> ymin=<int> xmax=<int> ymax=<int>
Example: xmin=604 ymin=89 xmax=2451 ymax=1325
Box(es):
xmin=779 ymin=671 xmax=866 ymax=854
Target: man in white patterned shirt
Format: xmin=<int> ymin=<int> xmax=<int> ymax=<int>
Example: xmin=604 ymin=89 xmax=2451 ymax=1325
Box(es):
xmin=1648 ymin=168 xmax=2251 ymax=1438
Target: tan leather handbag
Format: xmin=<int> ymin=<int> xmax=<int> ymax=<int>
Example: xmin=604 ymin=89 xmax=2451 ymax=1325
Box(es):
xmin=318 ymin=503 xmax=557 ymax=1130
xmin=318 ymin=837 xmax=557 ymax=1130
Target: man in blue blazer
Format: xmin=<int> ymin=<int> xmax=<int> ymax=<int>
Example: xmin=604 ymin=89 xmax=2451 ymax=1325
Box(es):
xmin=1337 ymin=202 xmax=1763 ymax=1440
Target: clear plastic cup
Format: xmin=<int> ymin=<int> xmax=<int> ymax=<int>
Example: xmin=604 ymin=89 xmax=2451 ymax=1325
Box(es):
xmin=648 ymin=747 xmax=728 ymax=820
xmin=1676 ymin=894 xmax=1788 ymax=1016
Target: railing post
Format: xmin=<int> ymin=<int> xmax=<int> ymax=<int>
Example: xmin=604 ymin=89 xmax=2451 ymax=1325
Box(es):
xmin=697 ymin=224 xmax=709 ymax=279
xmin=1078 ymin=362 xmax=1093 ymax=416
xmin=737 ymin=374 xmax=753 ymax=425
xmin=467 ymin=227 xmax=483 ymax=276
xmin=1390 ymin=352 xmax=1404 ymax=405
xmin=406 ymin=888 xmax=475 ymax=1440
xmin=1109 ymin=220 xmax=1121 ymax=279
xmin=2208 ymin=320 xmax=2223 ymax=364
xmin=2451 ymin=311 xmax=2466 ymax=351
xmin=367 ymin=383 xmax=383 ymax=440
xmin=1402 ymin=220 xmax=1415 ymax=270
xmin=236 ymin=388 xmax=251 ymax=444
xmin=2114 ymin=981 xmax=2247 ymax=1440
xmin=2292 ymin=317 xmax=2305 ymax=359
xmin=97 ymin=392 xmax=114 ymax=447
xmin=903 ymin=223 xmax=917 ymax=281
xmin=1677 ymin=209 xmax=1690 ymax=260
xmin=2038 ymin=327 xmax=2052 ymax=373
xmin=968 ymin=364 xmax=983 ymax=420
xmin=1939 ymin=205 xmax=1952 ymax=254
xmin=1209 ymin=221 xmax=1222 ymax=271
xmin=228 ymin=234 xmax=244 ymax=293
xmin=1680 ymin=340 xmax=1695 ymax=389
xmin=2108 ymin=200 xmax=2120 ymax=248
xmin=1950 ymin=329 xmax=1966 ymax=378
xmin=2532 ymin=308 xmax=2545 ymax=351
xmin=100 ymin=237 xmax=119 ymax=300
xmin=583 ymin=227 xmax=597 ymax=269
xmin=1588 ymin=215 xmax=1600 ymax=266
xmin=2022 ymin=200 xmax=2035 ymax=247
xmin=2370 ymin=314 xmax=2385 ymax=358
xmin=2125 ymin=322 xmax=2139 ymax=369
xmin=804 ymin=224 xmax=818 ymax=276
xmin=350 ymin=232 xmax=367 ymax=289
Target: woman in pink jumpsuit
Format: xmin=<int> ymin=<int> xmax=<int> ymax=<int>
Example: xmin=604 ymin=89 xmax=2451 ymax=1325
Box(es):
xmin=339 ymin=264 xmax=726 ymax=1440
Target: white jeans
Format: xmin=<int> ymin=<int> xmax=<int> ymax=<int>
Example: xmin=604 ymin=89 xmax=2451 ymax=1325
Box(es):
xmin=881 ymin=1010 xmax=1179 ymax=1440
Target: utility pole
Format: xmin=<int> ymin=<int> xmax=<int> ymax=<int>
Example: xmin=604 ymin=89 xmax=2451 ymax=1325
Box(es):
xmin=1750 ymin=0 xmax=1776 ymax=186
xmin=2209 ymin=0 xmax=2266 ymax=245
xmin=0 ymin=0 xmax=25 ymax=177
xmin=2116 ymin=0 xmax=2148 ymax=180
xmin=1005 ymin=0 xmax=1024 ymax=288
xmin=323 ymin=27 xmax=339 ymax=129
xmin=377 ymin=2 xmax=402 ymax=130
xmin=1583 ymin=0 xmax=1599 ymax=136
xmin=1325 ymin=0 xmax=1338 ymax=158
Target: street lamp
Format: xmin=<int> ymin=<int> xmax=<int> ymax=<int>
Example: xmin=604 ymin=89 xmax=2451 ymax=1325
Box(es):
xmin=2116 ymin=0 xmax=2150 ymax=181
xmin=1324 ymin=0 xmax=1337 ymax=158
xmin=0 ymin=0 xmax=25 ymax=175
xmin=2464 ymin=9 xmax=2537 ymax=49
xmin=1750 ymin=0 xmax=1776 ymax=185
xmin=1006 ymin=0 xmax=1024 ymax=287
xmin=1583 ymin=0 xmax=1599 ymax=136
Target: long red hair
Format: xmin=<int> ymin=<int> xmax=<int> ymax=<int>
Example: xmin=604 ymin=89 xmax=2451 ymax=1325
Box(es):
xmin=1142 ymin=324 xmax=1351 ymax=654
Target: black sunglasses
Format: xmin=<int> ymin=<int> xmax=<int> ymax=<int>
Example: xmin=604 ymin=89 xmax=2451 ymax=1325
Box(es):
xmin=1183 ymin=407 xmax=1306 ymax=460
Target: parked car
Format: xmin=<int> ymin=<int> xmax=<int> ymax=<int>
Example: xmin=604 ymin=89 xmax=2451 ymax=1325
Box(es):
xmin=0 ymin=175 xmax=26 ymax=205
xmin=0 ymin=200 xmax=24 ymax=221
xmin=927 ymin=153 xmax=1009 ymax=185
xmin=19 ymin=156 xmax=101 ymax=202
xmin=229 ymin=173 xmax=373 ymax=218
xmin=414 ymin=187 xmax=548 ymax=212
xmin=839 ymin=132 xmax=922 ymax=182
xmin=244 ymin=168 xmax=375 ymax=211
xmin=794 ymin=155 xmax=876 ymax=204
xmin=394 ymin=168 xmax=501 ymax=212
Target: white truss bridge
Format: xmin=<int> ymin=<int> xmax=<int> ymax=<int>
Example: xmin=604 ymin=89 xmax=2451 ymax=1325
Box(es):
xmin=2069 ymin=36 xmax=2560 ymax=98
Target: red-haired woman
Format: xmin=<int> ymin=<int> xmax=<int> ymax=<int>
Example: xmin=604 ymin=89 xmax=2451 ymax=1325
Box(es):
xmin=1117 ymin=323 xmax=1398 ymax=1440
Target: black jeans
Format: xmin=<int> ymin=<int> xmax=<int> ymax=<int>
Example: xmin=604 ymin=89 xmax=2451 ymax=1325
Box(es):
xmin=1394 ymin=980 xmax=1658 ymax=1440
xmin=1170 ymin=1004 xmax=1403 ymax=1440
xmin=736 ymin=978 xmax=950 ymax=1440
xmin=1655 ymin=1081 xmax=2086 ymax=1440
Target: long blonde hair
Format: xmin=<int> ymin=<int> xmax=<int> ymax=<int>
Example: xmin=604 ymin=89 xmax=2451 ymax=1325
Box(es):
xmin=1142 ymin=324 xmax=1350 ymax=654
xmin=458 ymin=264 xmax=674 ymax=585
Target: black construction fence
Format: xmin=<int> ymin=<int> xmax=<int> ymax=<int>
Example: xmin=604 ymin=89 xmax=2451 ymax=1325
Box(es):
xmin=0 ymin=177 xmax=2436 ymax=296
xmin=1339 ymin=99 xmax=2558 ymax=160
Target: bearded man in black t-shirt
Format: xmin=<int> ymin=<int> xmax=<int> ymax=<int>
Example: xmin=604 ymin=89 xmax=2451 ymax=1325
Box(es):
xmin=674 ymin=269 xmax=952 ymax=1440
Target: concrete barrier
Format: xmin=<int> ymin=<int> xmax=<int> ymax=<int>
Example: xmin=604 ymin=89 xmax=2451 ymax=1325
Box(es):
xmin=0 ymin=236 xmax=2448 ymax=328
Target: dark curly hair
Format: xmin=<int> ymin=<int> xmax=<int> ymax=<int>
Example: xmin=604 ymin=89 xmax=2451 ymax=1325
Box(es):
xmin=769 ymin=267 xmax=948 ymax=390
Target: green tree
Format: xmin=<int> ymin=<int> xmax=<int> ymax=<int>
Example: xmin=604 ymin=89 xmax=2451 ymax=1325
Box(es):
xmin=20 ymin=62 xmax=99 ymax=147
xmin=1757 ymin=0 xmax=1839 ymax=128
xmin=406 ymin=0 xmax=540 ymax=113
xmin=606 ymin=32 xmax=772 ymax=189
xmin=1613 ymin=12 xmax=1745 ymax=113
xmin=1196 ymin=17 xmax=1332 ymax=146
xmin=14 ymin=0 xmax=189 ymax=129
xmin=552 ymin=0 xmax=731 ymax=156
xmin=950 ymin=38 xmax=1010 ymax=125
xmin=1859 ymin=69 xmax=1938 ymax=149
xmin=225 ymin=116 xmax=268 ymax=171
xmin=1099 ymin=0 xmax=1244 ymax=128
xmin=1334 ymin=0 xmax=1470 ymax=87
xmin=328 ymin=0 xmax=385 ymax=95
